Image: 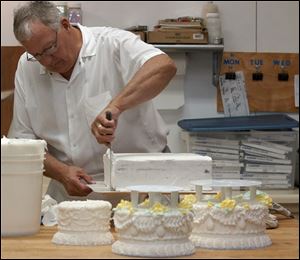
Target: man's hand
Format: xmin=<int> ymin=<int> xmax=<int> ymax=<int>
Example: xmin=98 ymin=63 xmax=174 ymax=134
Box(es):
xmin=91 ymin=106 xmax=120 ymax=146
xmin=61 ymin=166 xmax=94 ymax=196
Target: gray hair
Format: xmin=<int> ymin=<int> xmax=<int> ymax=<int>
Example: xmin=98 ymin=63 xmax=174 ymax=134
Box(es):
xmin=13 ymin=1 xmax=61 ymax=42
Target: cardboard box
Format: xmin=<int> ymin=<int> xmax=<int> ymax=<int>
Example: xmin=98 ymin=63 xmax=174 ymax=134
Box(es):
xmin=147 ymin=30 xmax=208 ymax=44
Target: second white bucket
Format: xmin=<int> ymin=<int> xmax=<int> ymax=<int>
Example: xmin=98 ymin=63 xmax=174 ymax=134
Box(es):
xmin=1 ymin=159 xmax=44 ymax=172
xmin=1 ymin=171 xmax=44 ymax=237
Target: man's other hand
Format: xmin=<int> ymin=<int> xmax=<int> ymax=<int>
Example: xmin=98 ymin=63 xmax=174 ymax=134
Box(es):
xmin=61 ymin=166 xmax=94 ymax=196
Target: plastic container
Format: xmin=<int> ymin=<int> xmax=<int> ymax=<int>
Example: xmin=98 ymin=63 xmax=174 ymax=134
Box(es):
xmin=1 ymin=137 xmax=46 ymax=237
xmin=1 ymin=153 xmax=46 ymax=161
xmin=201 ymin=1 xmax=219 ymax=27
xmin=1 ymin=159 xmax=44 ymax=172
xmin=1 ymin=170 xmax=44 ymax=236
xmin=68 ymin=3 xmax=82 ymax=24
xmin=1 ymin=137 xmax=47 ymax=156
xmin=206 ymin=12 xmax=222 ymax=44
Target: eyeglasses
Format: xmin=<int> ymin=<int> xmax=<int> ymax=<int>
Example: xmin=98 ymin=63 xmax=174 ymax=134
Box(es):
xmin=26 ymin=31 xmax=58 ymax=62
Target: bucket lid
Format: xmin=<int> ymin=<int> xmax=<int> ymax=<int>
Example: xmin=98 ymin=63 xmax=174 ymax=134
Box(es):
xmin=1 ymin=136 xmax=47 ymax=156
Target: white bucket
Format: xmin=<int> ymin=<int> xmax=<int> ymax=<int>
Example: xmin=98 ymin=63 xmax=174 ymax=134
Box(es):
xmin=1 ymin=137 xmax=47 ymax=156
xmin=1 ymin=153 xmax=46 ymax=161
xmin=1 ymin=159 xmax=45 ymax=172
xmin=1 ymin=170 xmax=43 ymax=237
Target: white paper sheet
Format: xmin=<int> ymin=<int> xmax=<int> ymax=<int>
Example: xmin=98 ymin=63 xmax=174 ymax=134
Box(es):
xmin=219 ymin=71 xmax=250 ymax=117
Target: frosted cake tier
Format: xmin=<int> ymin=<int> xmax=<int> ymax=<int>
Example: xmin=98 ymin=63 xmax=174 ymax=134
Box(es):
xmin=103 ymin=153 xmax=212 ymax=191
xmin=189 ymin=180 xmax=272 ymax=249
xmin=112 ymin=186 xmax=195 ymax=257
xmin=52 ymin=200 xmax=113 ymax=246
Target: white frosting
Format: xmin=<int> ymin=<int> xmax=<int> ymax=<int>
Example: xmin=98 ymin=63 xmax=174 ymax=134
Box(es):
xmin=1 ymin=136 xmax=47 ymax=156
xmin=190 ymin=202 xmax=272 ymax=249
xmin=112 ymin=239 xmax=195 ymax=258
xmin=53 ymin=231 xmax=113 ymax=246
xmin=52 ymin=200 xmax=114 ymax=246
xmin=104 ymin=153 xmax=212 ymax=191
xmin=112 ymin=206 xmax=195 ymax=257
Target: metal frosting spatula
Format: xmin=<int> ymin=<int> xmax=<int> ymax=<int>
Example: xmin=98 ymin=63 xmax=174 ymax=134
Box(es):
xmin=105 ymin=111 xmax=113 ymax=187
xmin=87 ymin=111 xmax=114 ymax=192
xmin=106 ymin=110 xmax=113 ymax=150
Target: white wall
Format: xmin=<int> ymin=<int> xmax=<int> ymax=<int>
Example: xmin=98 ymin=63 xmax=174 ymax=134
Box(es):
xmin=0 ymin=1 xmax=266 ymax=49
xmin=1 ymin=1 xmax=22 ymax=46
xmin=3 ymin=1 xmax=298 ymax=50
xmin=257 ymin=1 xmax=299 ymax=53
xmin=1 ymin=1 xmax=211 ymax=45
xmin=218 ymin=1 xmax=256 ymax=52
xmin=1 ymin=1 xmax=299 ymax=152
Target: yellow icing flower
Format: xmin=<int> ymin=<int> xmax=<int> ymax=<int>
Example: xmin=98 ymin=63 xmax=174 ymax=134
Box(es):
xmin=116 ymin=199 xmax=133 ymax=212
xmin=207 ymin=201 xmax=214 ymax=208
xmin=179 ymin=208 xmax=190 ymax=215
xmin=140 ymin=199 xmax=150 ymax=208
xmin=232 ymin=194 xmax=243 ymax=202
xmin=242 ymin=202 xmax=250 ymax=210
xmin=183 ymin=194 xmax=197 ymax=204
xmin=213 ymin=192 xmax=222 ymax=201
xmin=150 ymin=202 xmax=168 ymax=213
xmin=178 ymin=194 xmax=197 ymax=210
xmin=178 ymin=200 xmax=191 ymax=210
xmin=256 ymin=194 xmax=273 ymax=207
xmin=220 ymin=199 xmax=236 ymax=210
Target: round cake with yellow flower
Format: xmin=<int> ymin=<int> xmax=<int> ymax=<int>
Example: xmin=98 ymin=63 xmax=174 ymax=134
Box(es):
xmin=112 ymin=189 xmax=195 ymax=257
xmin=190 ymin=188 xmax=273 ymax=249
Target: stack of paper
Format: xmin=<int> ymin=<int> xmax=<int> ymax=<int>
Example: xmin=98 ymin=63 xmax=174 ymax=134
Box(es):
xmin=188 ymin=131 xmax=296 ymax=189
xmin=156 ymin=17 xmax=205 ymax=31
xmin=190 ymin=135 xmax=242 ymax=180
xmin=240 ymin=134 xmax=294 ymax=189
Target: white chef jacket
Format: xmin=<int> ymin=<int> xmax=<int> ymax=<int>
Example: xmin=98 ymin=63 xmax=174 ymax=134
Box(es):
xmin=9 ymin=24 xmax=169 ymax=202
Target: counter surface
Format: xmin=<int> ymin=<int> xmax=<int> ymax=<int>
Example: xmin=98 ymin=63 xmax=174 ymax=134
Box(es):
xmin=1 ymin=216 xmax=299 ymax=259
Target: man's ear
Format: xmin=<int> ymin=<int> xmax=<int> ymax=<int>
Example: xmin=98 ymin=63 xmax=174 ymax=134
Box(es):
xmin=60 ymin=18 xmax=71 ymax=31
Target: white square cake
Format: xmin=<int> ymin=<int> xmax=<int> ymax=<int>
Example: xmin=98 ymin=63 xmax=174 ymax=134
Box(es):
xmin=103 ymin=153 xmax=212 ymax=191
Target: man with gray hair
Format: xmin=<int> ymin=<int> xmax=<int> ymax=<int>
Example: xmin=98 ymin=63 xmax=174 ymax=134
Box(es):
xmin=9 ymin=1 xmax=176 ymax=203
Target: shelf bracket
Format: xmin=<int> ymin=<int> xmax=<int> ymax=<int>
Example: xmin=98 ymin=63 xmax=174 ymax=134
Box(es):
xmin=153 ymin=44 xmax=224 ymax=88
xmin=212 ymin=49 xmax=223 ymax=87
